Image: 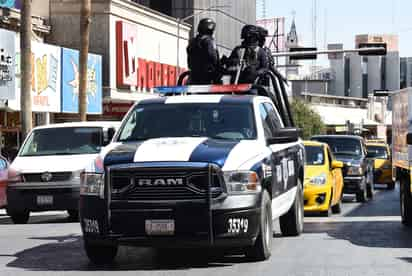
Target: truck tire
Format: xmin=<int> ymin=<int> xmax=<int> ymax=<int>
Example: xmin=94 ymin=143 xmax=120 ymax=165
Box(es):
xmin=84 ymin=240 xmax=118 ymax=265
xmin=245 ymin=190 xmax=272 ymax=261
xmin=388 ymin=182 xmax=395 ymax=190
xmin=8 ymin=210 xmax=30 ymax=224
xmin=331 ymin=201 xmax=342 ymax=214
xmin=280 ymin=180 xmax=304 ymax=236
xmin=400 ymin=177 xmax=412 ymax=226
xmin=356 ymin=178 xmax=367 ymax=203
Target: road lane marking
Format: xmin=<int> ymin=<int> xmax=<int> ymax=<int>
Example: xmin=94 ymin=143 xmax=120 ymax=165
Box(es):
xmin=304 ymin=216 xmax=401 ymax=223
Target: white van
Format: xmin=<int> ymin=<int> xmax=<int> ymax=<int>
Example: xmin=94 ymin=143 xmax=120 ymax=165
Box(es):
xmin=6 ymin=121 xmax=120 ymax=224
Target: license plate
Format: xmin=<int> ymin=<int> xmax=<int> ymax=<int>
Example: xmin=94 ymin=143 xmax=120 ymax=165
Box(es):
xmin=37 ymin=195 xmax=53 ymax=206
xmin=145 ymin=220 xmax=175 ymax=236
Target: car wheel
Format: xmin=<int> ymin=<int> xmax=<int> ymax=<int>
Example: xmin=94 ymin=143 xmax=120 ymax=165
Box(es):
xmin=356 ymin=188 xmax=366 ymax=203
xmin=400 ymin=177 xmax=412 ymax=226
xmin=84 ymin=240 xmax=118 ymax=265
xmin=67 ymin=209 xmax=79 ymax=222
xmin=280 ymin=180 xmax=304 ymax=236
xmin=8 ymin=210 xmax=30 ymax=224
xmin=245 ymin=190 xmax=272 ymax=261
xmin=388 ymin=182 xmax=395 ymax=190
xmin=331 ymin=201 xmax=342 ymax=214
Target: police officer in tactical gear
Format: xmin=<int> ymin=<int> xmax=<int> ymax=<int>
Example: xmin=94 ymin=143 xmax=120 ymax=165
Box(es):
xmin=257 ymin=26 xmax=276 ymax=71
xmin=187 ymin=18 xmax=220 ymax=84
xmin=228 ymin=24 xmax=269 ymax=84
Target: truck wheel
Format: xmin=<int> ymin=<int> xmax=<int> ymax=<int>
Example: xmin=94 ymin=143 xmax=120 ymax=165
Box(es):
xmin=356 ymin=189 xmax=366 ymax=203
xmin=280 ymin=180 xmax=304 ymax=236
xmin=245 ymin=190 xmax=272 ymax=261
xmin=67 ymin=209 xmax=79 ymax=222
xmin=400 ymin=177 xmax=412 ymax=226
xmin=84 ymin=240 xmax=118 ymax=265
xmin=388 ymin=182 xmax=395 ymax=190
xmin=8 ymin=210 xmax=30 ymax=224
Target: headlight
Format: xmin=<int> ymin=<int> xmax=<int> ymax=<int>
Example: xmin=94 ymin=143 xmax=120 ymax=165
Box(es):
xmin=223 ymin=171 xmax=260 ymax=194
xmin=80 ymin=172 xmax=105 ymax=198
xmin=347 ymin=166 xmax=363 ymax=176
xmin=309 ymin=173 xmax=327 ymax=186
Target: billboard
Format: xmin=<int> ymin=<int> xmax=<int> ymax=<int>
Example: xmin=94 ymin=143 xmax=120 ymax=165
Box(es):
xmin=116 ymin=21 xmax=138 ymax=87
xmin=256 ymin=17 xmax=286 ymax=52
xmin=0 ymin=29 xmax=15 ymax=100
xmin=61 ymin=48 xmax=102 ymax=114
xmin=0 ymin=0 xmax=21 ymax=9
xmin=9 ymin=41 xmax=61 ymax=112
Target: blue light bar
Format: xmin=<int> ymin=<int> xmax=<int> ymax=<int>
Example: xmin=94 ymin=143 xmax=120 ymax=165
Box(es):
xmin=154 ymin=84 xmax=252 ymax=95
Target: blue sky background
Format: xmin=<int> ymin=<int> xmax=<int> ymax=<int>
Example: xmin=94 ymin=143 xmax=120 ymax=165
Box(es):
xmin=262 ymin=0 xmax=412 ymax=57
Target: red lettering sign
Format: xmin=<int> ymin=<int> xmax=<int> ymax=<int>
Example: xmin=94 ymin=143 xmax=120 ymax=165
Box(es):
xmin=168 ymin=65 xmax=176 ymax=86
xmin=154 ymin=62 xmax=162 ymax=87
xmin=147 ymin=61 xmax=154 ymax=89
xmin=161 ymin=64 xmax=169 ymax=86
xmin=138 ymin=58 xmax=147 ymax=90
xmin=116 ymin=21 xmax=138 ymax=87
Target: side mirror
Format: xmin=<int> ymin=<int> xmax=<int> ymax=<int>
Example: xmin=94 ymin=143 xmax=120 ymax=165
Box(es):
xmin=266 ymin=128 xmax=302 ymax=145
xmin=331 ymin=160 xmax=344 ymax=169
xmin=407 ymin=133 xmax=412 ymax=145
xmin=104 ymin=127 xmax=116 ymax=145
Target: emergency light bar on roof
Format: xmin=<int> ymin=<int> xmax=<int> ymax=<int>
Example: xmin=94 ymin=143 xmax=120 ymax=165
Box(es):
xmin=154 ymin=84 xmax=253 ymax=95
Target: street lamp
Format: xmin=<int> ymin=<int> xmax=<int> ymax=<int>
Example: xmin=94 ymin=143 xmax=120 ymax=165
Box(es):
xmin=175 ymin=5 xmax=230 ymax=82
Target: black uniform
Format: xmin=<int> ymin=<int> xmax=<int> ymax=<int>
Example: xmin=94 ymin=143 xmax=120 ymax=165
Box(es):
xmin=228 ymin=25 xmax=269 ymax=84
xmin=186 ymin=18 xmax=220 ymax=84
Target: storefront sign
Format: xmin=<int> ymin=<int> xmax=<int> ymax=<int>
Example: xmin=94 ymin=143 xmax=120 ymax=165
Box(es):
xmin=0 ymin=0 xmax=21 ymax=9
xmin=61 ymin=48 xmax=102 ymax=114
xmin=9 ymin=41 xmax=61 ymax=112
xmin=103 ymin=102 xmax=132 ymax=117
xmin=116 ymin=21 xmax=182 ymax=91
xmin=0 ymin=29 xmax=15 ymax=100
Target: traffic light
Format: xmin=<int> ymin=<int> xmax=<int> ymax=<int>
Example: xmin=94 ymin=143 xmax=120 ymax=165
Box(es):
xmin=289 ymin=47 xmax=318 ymax=60
xmin=358 ymin=43 xmax=387 ymax=56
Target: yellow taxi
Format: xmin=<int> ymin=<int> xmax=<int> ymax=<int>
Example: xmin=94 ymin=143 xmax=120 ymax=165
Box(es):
xmin=303 ymin=141 xmax=344 ymax=216
xmin=366 ymin=142 xmax=394 ymax=190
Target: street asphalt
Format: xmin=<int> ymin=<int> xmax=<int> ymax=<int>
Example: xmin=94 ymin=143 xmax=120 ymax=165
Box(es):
xmin=0 ymin=184 xmax=411 ymax=276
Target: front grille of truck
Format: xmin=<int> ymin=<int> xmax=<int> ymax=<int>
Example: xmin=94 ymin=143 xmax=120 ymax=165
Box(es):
xmin=22 ymin=172 xmax=73 ymax=182
xmin=109 ymin=166 xmax=223 ymax=201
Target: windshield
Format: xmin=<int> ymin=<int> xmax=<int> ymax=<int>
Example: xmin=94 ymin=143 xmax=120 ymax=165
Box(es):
xmin=305 ymin=145 xmax=325 ymax=166
xmin=367 ymin=145 xmax=388 ymax=159
xmin=117 ymin=103 xmax=257 ymax=142
xmin=313 ymin=137 xmax=362 ymax=157
xmin=19 ymin=127 xmax=104 ymax=156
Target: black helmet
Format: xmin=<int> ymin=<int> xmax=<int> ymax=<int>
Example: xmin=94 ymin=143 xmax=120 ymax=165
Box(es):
xmin=198 ymin=18 xmax=216 ymax=35
xmin=241 ymin=25 xmax=260 ymax=40
xmin=257 ymin=26 xmax=268 ymax=46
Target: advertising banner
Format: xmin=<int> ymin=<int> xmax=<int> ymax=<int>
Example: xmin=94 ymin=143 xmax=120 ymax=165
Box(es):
xmin=0 ymin=29 xmax=15 ymax=100
xmin=8 ymin=41 xmax=61 ymax=112
xmin=61 ymin=48 xmax=102 ymax=114
xmin=0 ymin=0 xmax=21 ymax=9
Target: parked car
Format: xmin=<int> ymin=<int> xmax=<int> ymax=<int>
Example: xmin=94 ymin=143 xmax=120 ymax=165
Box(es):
xmin=311 ymin=135 xmax=374 ymax=203
xmin=303 ymin=141 xmax=344 ymax=216
xmin=0 ymin=155 xmax=9 ymax=208
xmin=366 ymin=142 xmax=394 ymax=190
xmin=6 ymin=121 xmax=120 ymax=224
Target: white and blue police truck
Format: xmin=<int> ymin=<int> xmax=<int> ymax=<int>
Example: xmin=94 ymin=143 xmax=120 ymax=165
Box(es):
xmin=79 ymin=83 xmax=305 ymax=264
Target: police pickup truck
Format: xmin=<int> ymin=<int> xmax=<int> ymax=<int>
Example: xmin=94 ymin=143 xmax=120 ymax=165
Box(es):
xmin=80 ymin=83 xmax=305 ymax=264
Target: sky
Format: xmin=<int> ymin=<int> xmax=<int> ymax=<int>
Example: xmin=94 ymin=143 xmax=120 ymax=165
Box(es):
xmin=262 ymin=0 xmax=412 ymax=57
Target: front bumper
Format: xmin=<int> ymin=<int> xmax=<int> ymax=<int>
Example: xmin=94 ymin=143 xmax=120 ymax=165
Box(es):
xmin=7 ymin=183 xmax=80 ymax=212
xmin=303 ymin=184 xmax=331 ymax=212
xmin=80 ymin=194 xmax=261 ymax=249
xmin=343 ymin=176 xmax=365 ymax=194
xmin=374 ymin=168 xmax=392 ymax=184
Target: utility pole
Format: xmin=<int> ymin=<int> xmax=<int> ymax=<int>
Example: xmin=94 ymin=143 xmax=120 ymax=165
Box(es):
xmin=79 ymin=0 xmax=91 ymax=121
xmin=20 ymin=0 xmax=32 ymax=139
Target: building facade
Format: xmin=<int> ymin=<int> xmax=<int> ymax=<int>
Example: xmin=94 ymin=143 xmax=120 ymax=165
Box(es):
xmin=132 ymin=0 xmax=256 ymax=55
